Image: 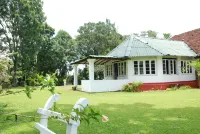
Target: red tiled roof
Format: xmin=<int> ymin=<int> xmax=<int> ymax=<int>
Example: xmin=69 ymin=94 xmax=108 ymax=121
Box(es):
xmin=171 ymin=28 xmax=200 ymax=55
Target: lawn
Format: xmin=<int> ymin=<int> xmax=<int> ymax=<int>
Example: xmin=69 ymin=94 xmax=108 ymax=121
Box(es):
xmin=1 ymin=87 xmax=200 ymax=134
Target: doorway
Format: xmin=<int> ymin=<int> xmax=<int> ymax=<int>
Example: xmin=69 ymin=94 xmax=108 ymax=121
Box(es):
xmin=114 ymin=63 xmax=118 ymax=80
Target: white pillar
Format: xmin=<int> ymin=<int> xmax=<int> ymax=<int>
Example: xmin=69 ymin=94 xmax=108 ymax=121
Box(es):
xmin=157 ymin=56 xmax=163 ymax=81
xmin=74 ymin=64 xmax=78 ymax=87
xmin=87 ymin=59 xmax=95 ymax=80
xmin=127 ymin=60 xmax=132 ymax=80
xmin=87 ymin=59 xmax=95 ymax=92
xmin=177 ymin=56 xmax=182 ymax=75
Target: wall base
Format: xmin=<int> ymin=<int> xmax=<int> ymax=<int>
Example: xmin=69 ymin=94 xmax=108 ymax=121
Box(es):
xmin=138 ymin=80 xmax=198 ymax=91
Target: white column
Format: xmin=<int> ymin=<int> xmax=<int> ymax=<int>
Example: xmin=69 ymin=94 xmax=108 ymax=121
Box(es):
xmin=157 ymin=56 xmax=163 ymax=81
xmin=127 ymin=60 xmax=132 ymax=80
xmin=177 ymin=56 xmax=182 ymax=75
xmin=87 ymin=59 xmax=96 ymax=80
xmin=74 ymin=64 xmax=78 ymax=87
xmin=87 ymin=59 xmax=95 ymax=92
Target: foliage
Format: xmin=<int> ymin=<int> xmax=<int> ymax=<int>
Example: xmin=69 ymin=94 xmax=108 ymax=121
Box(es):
xmin=0 ymin=50 xmax=12 ymax=88
xmin=167 ymin=85 xmax=191 ymax=91
xmin=163 ymin=33 xmax=172 ymax=39
xmin=121 ymin=84 xmax=131 ymax=92
xmin=140 ymin=30 xmax=157 ymax=38
xmin=179 ymin=85 xmax=191 ymax=90
xmin=190 ymin=60 xmax=200 ymax=77
xmin=131 ymin=81 xmax=143 ymax=92
xmin=72 ymin=86 xmax=77 ymax=91
xmin=0 ymin=0 xmax=50 ymax=86
xmin=76 ymin=19 xmax=123 ymax=58
xmin=147 ymin=30 xmax=157 ymax=38
xmin=169 ymin=84 xmax=179 ymax=91
xmin=52 ymin=30 xmax=76 ymax=76
xmin=121 ymin=81 xmax=143 ymax=92
xmin=66 ymin=74 xmax=74 ymax=85
xmin=72 ymin=106 xmax=101 ymax=124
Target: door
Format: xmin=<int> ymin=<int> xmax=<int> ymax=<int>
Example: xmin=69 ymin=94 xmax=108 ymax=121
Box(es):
xmin=114 ymin=63 xmax=118 ymax=80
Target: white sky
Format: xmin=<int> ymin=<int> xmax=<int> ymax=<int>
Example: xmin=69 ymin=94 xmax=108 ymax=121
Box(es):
xmin=43 ymin=0 xmax=200 ymax=38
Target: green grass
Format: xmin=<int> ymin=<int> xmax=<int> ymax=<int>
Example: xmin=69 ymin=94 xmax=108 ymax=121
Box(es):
xmin=1 ymin=87 xmax=200 ymax=134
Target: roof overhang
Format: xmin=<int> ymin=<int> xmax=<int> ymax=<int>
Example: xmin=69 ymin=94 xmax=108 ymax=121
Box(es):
xmin=71 ymin=55 xmax=129 ymax=65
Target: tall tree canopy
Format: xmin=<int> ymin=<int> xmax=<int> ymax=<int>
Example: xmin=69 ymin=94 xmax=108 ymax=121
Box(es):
xmin=37 ymin=30 xmax=76 ymax=82
xmin=52 ymin=30 xmax=76 ymax=77
xmin=76 ymin=19 xmax=123 ymax=58
xmin=0 ymin=0 xmax=51 ymax=85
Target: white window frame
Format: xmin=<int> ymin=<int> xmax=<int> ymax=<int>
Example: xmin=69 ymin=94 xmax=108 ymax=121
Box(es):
xmin=162 ymin=59 xmax=177 ymax=75
xmin=105 ymin=64 xmax=113 ymax=76
xmin=133 ymin=60 xmax=156 ymax=75
xmin=181 ymin=60 xmax=192 ymax=74
xmin=117 ymin=62 xmax=127 ymax=76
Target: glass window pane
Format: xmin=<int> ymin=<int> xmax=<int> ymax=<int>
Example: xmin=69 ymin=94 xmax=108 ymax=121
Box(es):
xmin=145 ymin=61 xmax=150 ymax=74
xmin=139 ymin=61 xmax=143 ymax=74
xmin=134 ymin=61 xmax=138 ymax=75
xmin=174 ymin=60 xmax=176 ymax=74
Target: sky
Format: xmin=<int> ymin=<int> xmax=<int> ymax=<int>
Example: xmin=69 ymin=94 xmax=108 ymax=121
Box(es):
xmin=43 ymin=0 xmax=200 ymax=38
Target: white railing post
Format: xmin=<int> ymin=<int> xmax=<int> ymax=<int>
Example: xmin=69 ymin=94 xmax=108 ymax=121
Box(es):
xmin=66 ymin=98 xmax=89 ymax=134
xmin=35 ymin=94 xmax=60 ymax=134
xmin=35 ymin=94 xmax=89 ymax=134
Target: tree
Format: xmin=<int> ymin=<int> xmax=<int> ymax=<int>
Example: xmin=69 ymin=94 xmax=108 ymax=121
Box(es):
xmin=53 ymin=30 xmax=76 ymax=78
xmin=163 ymin=33 xmax=172 ymax=39
xmin=0 ymin=50 xmax=12 ymax=89
xmin=147 ymin=30 xmax=157 ymax=38
xmin=0 ymin=0 xmax=48 ymax=86
xmin=36 ymin=24 xmax=55 ymax=74
xmin=140 ymin=30 xmax=157 ymax=38
xmin=76 ymin=19 xmax=123 ymax=58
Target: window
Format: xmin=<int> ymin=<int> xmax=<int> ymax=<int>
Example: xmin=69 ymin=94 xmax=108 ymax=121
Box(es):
xmin=118 ymin=62 xmax=127 ymax=76
xmin=105 ymin=64 xmax=113 ymax=76
xmin=163 ymin=59 xmax=177 ymax=74
xmin=134 ymin=60 xmax=156 ymax=75
xmin=181 ymin=60 xmax=192 ymax=74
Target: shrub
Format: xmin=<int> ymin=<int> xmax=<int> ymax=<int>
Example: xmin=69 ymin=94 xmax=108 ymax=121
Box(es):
xmin=121 ymin=81 xmax=143 ymax=92
xmin=171 ymin=85 xmax=179 ymax=91
xmin=131 ymin=81 xmax=143 ymax=92
xmin=72 ymin=86 xmax=77 ymax=91
xmin=121 ymin=84 xmax=130 ymax=92
xmin=179 ymin=85 xmax=191 ymax=90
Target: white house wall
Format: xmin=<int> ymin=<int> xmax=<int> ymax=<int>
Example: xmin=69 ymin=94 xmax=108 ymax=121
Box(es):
xmin=81 ymin=56 xmax=196 ymax=92
xmin=81 ymin=80 xmax=130 ymax=92
xmin=127 ymin=56 xmax=196 ymax=83
xmin=104 ymin=56 xmax=195 ymax=82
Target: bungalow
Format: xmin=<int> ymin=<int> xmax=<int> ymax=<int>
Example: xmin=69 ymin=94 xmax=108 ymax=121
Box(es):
xmin=72 ymin=35 xmax=198 ymax=92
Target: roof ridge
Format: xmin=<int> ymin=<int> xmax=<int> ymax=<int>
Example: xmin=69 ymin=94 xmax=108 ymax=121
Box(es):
xmin=124 ymin=34 xmax=134 ymax=56
xmin=134 ymin=36 xmax=164 ymax=55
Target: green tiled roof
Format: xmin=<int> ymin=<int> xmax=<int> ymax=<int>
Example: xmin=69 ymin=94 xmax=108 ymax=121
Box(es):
xmin=107 ymin=35 xmax=197 ymax=57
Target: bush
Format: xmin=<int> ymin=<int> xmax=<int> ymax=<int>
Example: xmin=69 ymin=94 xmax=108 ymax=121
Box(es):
xmin=72 ymin=86 xmax=77 ymax=91
xmin=170 ymin=84 xmax=179 ymax=91
xmin=132 ymin=81 xmax=143 ymax=92
xmin=179 ymin=85 xmax=191 ymax=90
xmin=121 ymin=84 xmax=131 ymax=92
xmin=121 ymin=81 xmax=143 ymax=92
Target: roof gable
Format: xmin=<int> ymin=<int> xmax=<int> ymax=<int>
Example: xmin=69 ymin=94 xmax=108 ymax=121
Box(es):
xmin=107 ymin=35 xmax=197 ymax=57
